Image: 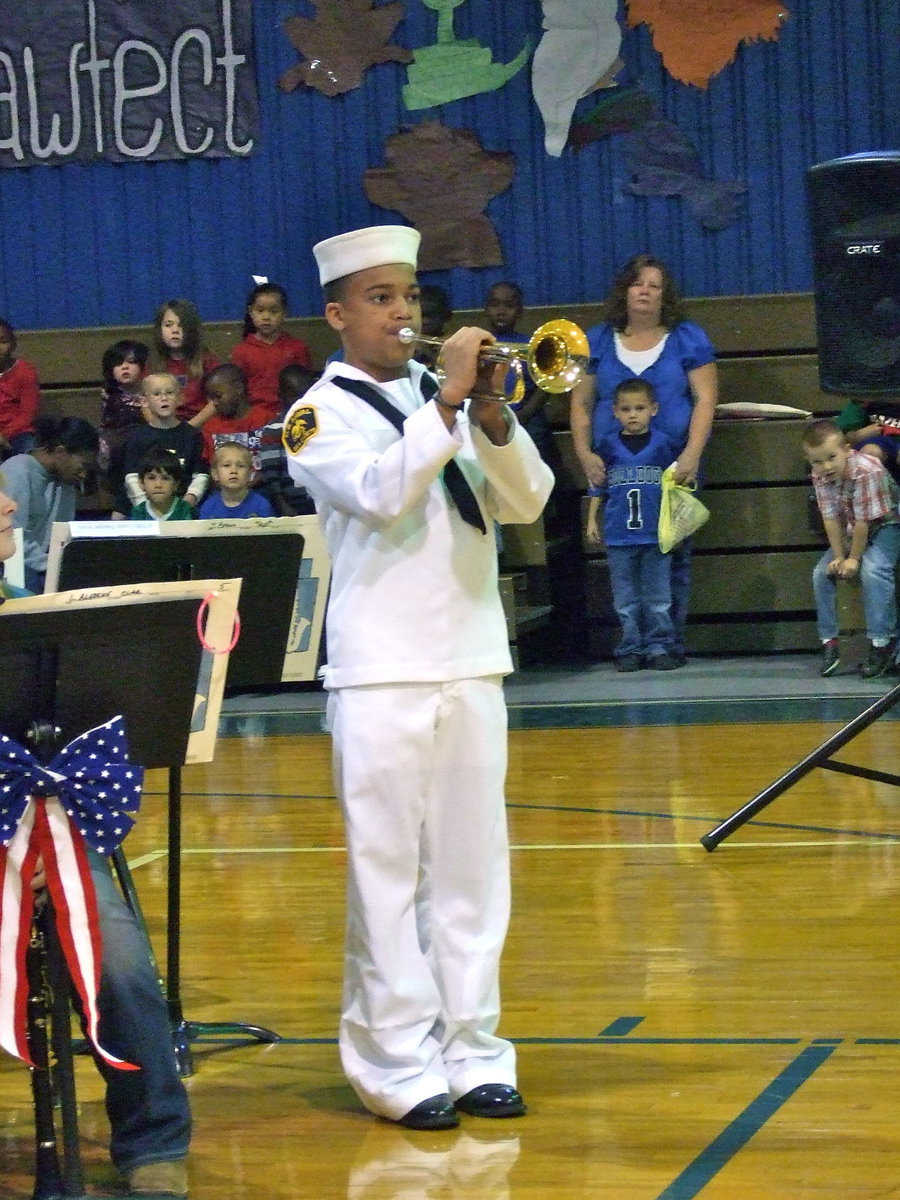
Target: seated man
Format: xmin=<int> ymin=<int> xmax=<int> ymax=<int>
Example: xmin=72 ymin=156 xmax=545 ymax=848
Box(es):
xmin=0 ymin=480 xmax=191 ymax=1197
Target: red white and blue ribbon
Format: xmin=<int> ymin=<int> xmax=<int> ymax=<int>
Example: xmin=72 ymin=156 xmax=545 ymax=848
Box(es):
xmin=0 ymin=716 xmax=143 ymax=1069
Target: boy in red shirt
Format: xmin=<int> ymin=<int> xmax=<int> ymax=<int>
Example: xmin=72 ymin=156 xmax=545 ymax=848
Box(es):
xmin=803 ymin=418 xmax=900 ymax=678
xmin=199 ymin=363 xmax=269 ymax=479
xmin=0 ymin=318 xmax=40 ymax=457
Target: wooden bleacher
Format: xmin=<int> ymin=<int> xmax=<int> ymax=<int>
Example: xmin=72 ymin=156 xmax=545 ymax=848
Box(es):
xmin=15 ymin=316 xmax=340 ymax=428
xmin=13 ymin=293 xmax=843 ymax=655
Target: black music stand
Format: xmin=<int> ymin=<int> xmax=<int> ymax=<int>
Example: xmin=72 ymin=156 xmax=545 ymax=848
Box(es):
xmin=47 ymin=531 xmax=304 ymax=1069
xmin=701 ymin=681 xmax=900 ymax=851
xmin=51 ymin=527 xmax=304 ymax=687
xmin=0 ymin=595 xmax=203 ymax=1200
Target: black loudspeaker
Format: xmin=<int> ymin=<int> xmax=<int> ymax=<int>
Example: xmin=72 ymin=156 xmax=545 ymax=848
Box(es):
xmin=807 ymin=152 xmax=900 ymax=394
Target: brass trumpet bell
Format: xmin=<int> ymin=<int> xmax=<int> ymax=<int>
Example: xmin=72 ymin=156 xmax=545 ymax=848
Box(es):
xmin=398 ymin=319 xmax=590 ymax=403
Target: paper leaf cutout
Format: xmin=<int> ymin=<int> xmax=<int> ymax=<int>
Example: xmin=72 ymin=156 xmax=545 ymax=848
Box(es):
xmin=364 ymin=122 xmax=515 ymax=269
xmin=279 ymin=0 xmax=412 ymax=97
xmin=622 ymin=119 xmax=748 ymax=230
xmin=569 ymin=84 xmax=658 ymax=150
xmin=626 ymin=0 xmax=790 ymax=88
xmin=403 ymin=0 xmax=531 ymax=110
xmin=532 ymin=0 xmax=623 ymax=157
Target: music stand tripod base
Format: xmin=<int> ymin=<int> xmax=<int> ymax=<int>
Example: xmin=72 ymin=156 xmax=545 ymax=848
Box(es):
xmin=701 ymin=677 xmax=900 ymax=851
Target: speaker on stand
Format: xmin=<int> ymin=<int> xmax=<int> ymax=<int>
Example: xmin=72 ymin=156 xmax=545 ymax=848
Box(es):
xmin=806 ymin=151 xmax=900 ymax=396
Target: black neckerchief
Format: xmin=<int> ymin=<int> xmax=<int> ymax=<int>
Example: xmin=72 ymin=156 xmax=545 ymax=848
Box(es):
xmin=330 ymin=373 xmax=487 ymax=534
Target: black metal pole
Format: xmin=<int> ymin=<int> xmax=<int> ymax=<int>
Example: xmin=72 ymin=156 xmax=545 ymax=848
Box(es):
xmin=164 ymin=765 xmax=194 ymax=1078
xmin=701 ymin=679 xmax=900 ymax=851
xmin=43 ymin=911 xmax=86 ymax=1199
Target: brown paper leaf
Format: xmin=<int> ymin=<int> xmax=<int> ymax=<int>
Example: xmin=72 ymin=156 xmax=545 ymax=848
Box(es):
xmin=279 ymin=0 xmax=412 ymax=97
xmin=364 ymin=122 xmax=515 ymax=269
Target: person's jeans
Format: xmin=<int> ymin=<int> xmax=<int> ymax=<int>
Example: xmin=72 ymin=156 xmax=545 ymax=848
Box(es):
xmin=606 ymin=543 xmax=675 ymax=658
xmin=82 ymin=848 xmax=191 ymax=1173
xmin=813 ymin=522 xmax=900 ymax=644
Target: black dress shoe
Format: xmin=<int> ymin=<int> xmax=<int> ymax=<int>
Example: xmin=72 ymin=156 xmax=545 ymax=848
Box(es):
xmin=396 ymin=1094 xmax=459 ymax=1130
xmin=454 ymin=1084 xmax=527 ymax=1118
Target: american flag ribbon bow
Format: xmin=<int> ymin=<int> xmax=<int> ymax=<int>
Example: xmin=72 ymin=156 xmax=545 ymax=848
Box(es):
xmin=0 ymin=716 xmax=143 ymax=1069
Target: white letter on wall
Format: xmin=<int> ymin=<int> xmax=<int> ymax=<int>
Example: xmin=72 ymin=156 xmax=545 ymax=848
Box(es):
xmin=113 ymin=40 xmax=166 ymax=158
xmin=0 ymin=52 xmax=24 ymax=161
xmin=171 ymin=29 xmax=214 ymax=154
xmin=218 ymin=0 xmax=253 ymax=155
xmin=24 ymin=43 xmax=83 ymax=159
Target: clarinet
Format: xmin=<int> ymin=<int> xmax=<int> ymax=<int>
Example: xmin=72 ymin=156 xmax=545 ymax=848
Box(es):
xmin=25 ymin=912 xmax=66 ymax=1200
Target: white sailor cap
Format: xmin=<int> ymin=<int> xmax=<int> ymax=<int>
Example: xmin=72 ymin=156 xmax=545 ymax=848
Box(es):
xmin=313 ymin=225 xmax=421 ymax=287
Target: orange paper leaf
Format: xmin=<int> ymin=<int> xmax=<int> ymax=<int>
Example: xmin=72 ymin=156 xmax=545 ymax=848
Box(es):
xmin=626 ymin=0 xmax=789 ymax=88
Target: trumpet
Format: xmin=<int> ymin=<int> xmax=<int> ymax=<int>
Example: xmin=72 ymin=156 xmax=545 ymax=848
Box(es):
xmin=398 ymin=319 xmax=590 ymax=403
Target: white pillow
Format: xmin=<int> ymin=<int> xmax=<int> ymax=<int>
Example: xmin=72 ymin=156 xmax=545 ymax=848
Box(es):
xmin=714 ymin=402 xmax=813 ymax=419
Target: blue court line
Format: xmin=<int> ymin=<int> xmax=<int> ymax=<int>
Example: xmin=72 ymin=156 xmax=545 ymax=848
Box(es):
xmin=655 ymin=1040 xmax=841 ymax=1200
xmin=600 ymin=1016 xmax=645 ymax=1036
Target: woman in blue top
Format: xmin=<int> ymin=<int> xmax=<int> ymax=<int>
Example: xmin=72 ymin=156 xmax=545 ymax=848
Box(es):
xmin=570 ymin=255 xmax=719 ymax=663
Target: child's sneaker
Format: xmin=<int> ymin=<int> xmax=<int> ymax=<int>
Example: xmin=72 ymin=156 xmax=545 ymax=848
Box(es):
xmin=860 ymin=642 xmax=893 ymax=678
xmin=820 ymin=640 xmax=840 ymax=676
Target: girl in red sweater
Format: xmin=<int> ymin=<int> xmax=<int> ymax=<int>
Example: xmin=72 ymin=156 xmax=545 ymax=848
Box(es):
xmin=151 ymin=298 xmax=220 ymax=425
xmin=231 ymin=283 xmax=312 ymax=420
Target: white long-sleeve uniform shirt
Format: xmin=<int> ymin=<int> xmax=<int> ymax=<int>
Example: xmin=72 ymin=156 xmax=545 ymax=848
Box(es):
xmin=284 ymin=359 xmax=554 ymax=688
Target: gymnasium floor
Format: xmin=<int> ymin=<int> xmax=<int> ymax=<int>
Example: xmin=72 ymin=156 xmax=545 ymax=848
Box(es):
xmin=3 ymin=651 xmax=900 ymax=1199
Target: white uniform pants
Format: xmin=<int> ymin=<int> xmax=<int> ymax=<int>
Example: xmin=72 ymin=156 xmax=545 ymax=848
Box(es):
xmin=327 ymin=677 xmax=517 ymax=1120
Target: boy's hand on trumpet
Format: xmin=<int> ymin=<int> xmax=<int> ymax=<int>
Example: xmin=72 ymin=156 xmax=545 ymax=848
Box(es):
xmin=433 ymin=327 xmax=511 ymax=444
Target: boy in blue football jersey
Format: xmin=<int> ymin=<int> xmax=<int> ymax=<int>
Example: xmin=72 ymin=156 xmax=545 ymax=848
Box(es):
xmin=586 ymin=378 xmax=681 ymax=671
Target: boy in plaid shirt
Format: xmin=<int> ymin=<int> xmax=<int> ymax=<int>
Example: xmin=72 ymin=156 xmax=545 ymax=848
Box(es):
xmin=802 ymin=419 xmax=900 ymax=678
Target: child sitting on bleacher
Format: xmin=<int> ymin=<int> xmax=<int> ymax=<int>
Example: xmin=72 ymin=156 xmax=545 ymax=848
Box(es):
xmin=199 ymin=363 xmax=269 ymax=476
xmin=231 ymin=282 xmax=313 ymax=421
xmin=98 ymin=338 xmax=149 ymax=469
xmin=129 ymin=447 xmax=195 ymax=521
xmin=483 ymin=281 xmax=552 ymax=460
xmin=803 ymin=418 xmax=900 ymax=679
xmin=834 ymin=395 xmax=900 ymax=486
xmin=115 ymin=373 xmax=208 ymax=519
xmin=199 ymin=441 xmax=274 ymax=519
xmin=151 ymin=298 xmax=220 ymax=425
xmin=0 ymin=318 xmax=40 ymax=459
xmin=256 ymin=364 xmax=319 ymax=515
xmin=411 ymin=285 xmax=453 ymax=371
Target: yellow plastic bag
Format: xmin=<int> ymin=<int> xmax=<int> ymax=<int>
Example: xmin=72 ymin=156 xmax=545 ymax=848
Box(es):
xmin=658 ymin=465 xmax=710 ymax=554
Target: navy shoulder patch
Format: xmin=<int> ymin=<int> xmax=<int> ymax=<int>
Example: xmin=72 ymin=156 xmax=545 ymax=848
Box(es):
xmin=283 ymin=405 xmax=318 ymax=454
